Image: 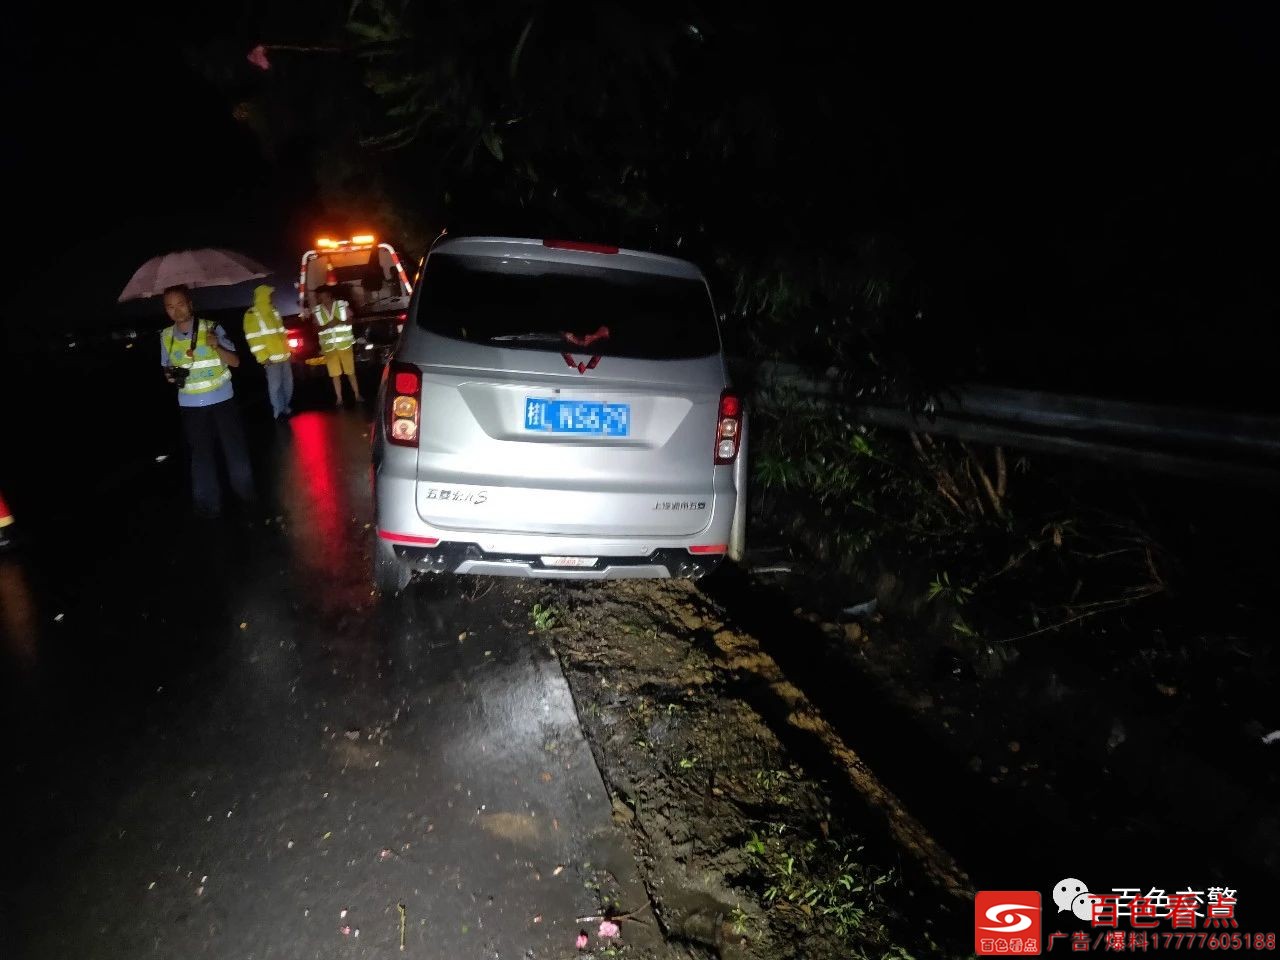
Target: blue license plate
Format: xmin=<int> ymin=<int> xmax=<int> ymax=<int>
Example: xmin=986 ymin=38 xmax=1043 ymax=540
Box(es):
xmin=524 ymin=398 xmax=630 ymax=436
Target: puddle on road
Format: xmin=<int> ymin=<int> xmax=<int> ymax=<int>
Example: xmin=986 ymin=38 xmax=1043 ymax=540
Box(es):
xmin=479 ymin=811 xmax=542 ymax=846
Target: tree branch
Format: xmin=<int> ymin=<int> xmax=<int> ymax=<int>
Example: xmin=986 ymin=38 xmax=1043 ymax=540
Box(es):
xmin=994 ymin=588 xmax=1160 ymax=644
xmin=962 ymin=455 xmax=986 ymax=517
xmin=962 ymin=441 xmax=1004 ymax=518
xmin=912 ymin=432 xmax=967 ymax=516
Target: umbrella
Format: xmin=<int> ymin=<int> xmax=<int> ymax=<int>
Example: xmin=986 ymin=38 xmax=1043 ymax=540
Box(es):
xmin=118 ymin=248 xmax=271 ymax=302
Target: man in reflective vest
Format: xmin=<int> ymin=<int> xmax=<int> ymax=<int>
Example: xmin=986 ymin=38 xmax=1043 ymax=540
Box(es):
xmin=160 ymin=284 xmax=256 ymax=519
xmin=314 ymin=284 xmax=364 ymax=405
xmin=243 ymin=284 xmax=294 ymax=419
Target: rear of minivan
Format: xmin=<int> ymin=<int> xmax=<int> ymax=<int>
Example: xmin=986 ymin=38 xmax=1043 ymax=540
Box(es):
xmin=371 ymin=237 xmax=747 ymax=593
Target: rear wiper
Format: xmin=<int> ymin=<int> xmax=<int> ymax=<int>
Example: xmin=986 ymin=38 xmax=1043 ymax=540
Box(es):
xmin=488 ymin=332 xmax=564 ymax=343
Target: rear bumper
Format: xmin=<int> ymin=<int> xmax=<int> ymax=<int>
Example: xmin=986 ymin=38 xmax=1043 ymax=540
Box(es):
xmin=375 ymin=466 xmax=734 ymax=563
xmin=374 ymin=467 xmax=735 ymax=579
xmin=385 ymin=540 xmax=723 ymax=580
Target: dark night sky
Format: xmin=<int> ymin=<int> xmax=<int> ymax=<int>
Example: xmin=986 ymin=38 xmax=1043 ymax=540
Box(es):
xmin=11 ymin=1 xmax=298 ymax=323
xmin=7 ymin=4 xmax=1277 ymax=406
xmin=885 ymin=9 xmax=1278 ymax=401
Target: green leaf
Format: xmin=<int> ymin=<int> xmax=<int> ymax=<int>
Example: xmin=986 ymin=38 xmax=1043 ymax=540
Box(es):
xmin=481 ymin=128 xmax=505 ymax=162
xmin=509 ymin=16 xmax=535 ymax=79
xmin=347 ymin=21 xmax=395 ymax=43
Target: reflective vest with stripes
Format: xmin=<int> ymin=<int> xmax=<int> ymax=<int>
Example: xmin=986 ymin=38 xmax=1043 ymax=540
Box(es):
xmin=243 ymin=305 xmax=290 ymax=364
xmin=164 ymin=320 xmax=231 ymax=396
xmin=315 ymin=300 xmax=354 ymax=353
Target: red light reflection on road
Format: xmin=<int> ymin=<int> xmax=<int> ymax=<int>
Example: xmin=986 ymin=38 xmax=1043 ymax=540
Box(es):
xmin=283 ymin=413 xmax=351 ymax=574
xmin=0 ymin=560 xmax=39 ymax=672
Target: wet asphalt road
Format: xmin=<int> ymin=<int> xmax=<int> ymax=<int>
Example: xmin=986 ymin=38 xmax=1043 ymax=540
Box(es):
xmin=2 ymin=382 xmax=650 ymax=959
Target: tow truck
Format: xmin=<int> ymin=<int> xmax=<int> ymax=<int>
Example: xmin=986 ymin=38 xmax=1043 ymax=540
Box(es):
xmin=285 ymin=234 xmax=415 ymax=372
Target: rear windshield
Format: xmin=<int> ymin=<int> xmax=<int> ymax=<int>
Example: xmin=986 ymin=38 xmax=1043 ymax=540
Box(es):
xmin=304 ymin=249 xmax=398 ymax=299
xmin=414 ymin=253 xmax=720 ymax=360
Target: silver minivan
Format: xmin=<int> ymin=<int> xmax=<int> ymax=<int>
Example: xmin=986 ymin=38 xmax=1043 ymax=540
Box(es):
xmin=371 ymin=236 xmax=747 ymax=593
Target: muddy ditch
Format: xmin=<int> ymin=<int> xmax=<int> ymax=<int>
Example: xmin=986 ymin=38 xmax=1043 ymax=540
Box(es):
xmin=702 ymin=532 xmax=1280 ymax=925
xmin=541 ymin=579 xmax=972 ymax=959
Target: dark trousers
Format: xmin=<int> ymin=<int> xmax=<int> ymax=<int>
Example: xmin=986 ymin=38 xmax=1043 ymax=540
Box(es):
xmin=180 ymin=399 xmax=256 ymax=516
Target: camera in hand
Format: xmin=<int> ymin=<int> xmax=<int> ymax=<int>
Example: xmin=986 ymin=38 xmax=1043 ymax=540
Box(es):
xmin=168 ymin=366 xmax=191 ymax=387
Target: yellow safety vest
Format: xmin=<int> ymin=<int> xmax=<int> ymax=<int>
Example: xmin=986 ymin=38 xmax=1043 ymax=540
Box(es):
xmin=243 ymin=305 xmax=290 ymax=364
xmin=315 ymin=300 xmax=354 ymax=353
xmin=163 ymin=320 xmax=231 ymax=396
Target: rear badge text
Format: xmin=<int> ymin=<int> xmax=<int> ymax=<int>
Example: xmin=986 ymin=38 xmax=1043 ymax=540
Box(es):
xmin=423 ymin=487 xmax=489 ymax=505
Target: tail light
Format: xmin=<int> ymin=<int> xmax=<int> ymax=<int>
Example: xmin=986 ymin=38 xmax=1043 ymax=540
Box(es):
xmin=287 ymin=335 xmax=302 ymax=349
xmin=714 ymin=390 xmax=743 ymax=464
xmin=387 ymin=361 xmax=421 ymax=447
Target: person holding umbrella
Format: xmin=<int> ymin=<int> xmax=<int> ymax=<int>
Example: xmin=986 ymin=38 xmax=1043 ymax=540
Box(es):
xmin=160 ymin=284 xmax=256 ymax=519
xmin=121 ymin=247 xmax=268 ymax=518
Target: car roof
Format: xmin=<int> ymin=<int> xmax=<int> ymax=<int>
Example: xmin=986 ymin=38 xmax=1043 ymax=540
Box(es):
xmin=430 ymin=236 xmax=706 ymax=282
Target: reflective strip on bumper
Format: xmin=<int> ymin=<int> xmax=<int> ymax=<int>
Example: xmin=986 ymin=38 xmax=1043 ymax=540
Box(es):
xmin=378 ymin=530 xmax=440 ymax=545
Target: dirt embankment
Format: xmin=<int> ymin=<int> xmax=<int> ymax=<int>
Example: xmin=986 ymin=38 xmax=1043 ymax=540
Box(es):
xmin=542 ymin=580 xmax=972 ymax=960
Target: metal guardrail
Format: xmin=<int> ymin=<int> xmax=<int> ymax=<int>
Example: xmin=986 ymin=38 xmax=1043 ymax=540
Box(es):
xmin=742 ymin=361 xmax=1280 ymax=485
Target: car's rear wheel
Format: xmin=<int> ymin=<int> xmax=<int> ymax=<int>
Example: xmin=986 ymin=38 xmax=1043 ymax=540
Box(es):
xmin=374 ymin=537 xmax=412 ymax=596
